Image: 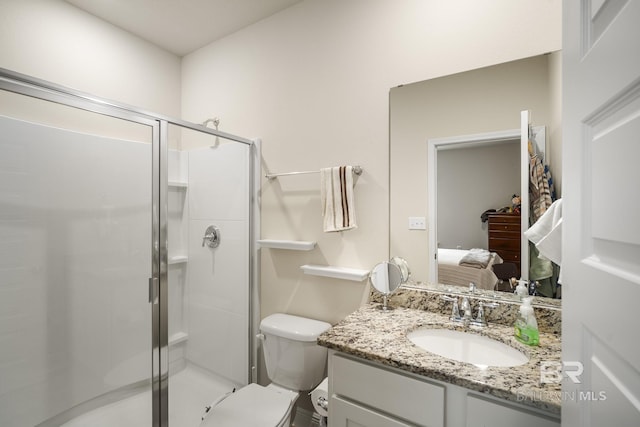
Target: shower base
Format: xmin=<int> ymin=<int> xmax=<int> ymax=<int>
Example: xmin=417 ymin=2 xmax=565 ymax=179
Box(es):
xmin=60 ymin=365 xmax=237 ymax=427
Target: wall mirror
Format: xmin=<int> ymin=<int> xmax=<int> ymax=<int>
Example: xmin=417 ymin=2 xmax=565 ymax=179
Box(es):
xmin=389 ymin=52 xmax=562 ymax=304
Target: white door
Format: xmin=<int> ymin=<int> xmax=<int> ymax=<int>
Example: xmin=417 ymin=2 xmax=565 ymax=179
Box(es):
xmin=563 ymin=1 xmax=640 ymax=426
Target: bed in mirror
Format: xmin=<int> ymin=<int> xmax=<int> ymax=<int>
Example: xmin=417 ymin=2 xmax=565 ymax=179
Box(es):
xmin=389 ymin=52 xmax=563 ymax=304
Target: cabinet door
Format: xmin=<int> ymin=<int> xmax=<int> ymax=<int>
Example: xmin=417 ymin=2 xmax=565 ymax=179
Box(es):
xmin=331 ymin=354 xmax=444 ymax=426
xmin=466 ymin=395 xmax=559 ymax=427
xmin=331 ymin=396 xmax=414 ymax=427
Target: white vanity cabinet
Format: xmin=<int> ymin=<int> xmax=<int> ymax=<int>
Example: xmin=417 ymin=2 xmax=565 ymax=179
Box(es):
xmin=328 ymin=351 xmax=560 ymax=427
xmin=465 ymin=394 xmax=559 ymax=427
xmin=332 ymin=397 xmax=416 ymax=427
xmin=329 ymin=352 xmax=445 ymax=427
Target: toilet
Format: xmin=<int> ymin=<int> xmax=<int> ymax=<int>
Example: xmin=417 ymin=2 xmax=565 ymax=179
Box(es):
xmin=200 ymin=313 xmax=331 ymax=427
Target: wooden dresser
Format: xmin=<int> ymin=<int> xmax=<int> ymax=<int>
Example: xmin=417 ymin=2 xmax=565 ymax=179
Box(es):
xmin=488 ymin=213 xmax=521 ymax=276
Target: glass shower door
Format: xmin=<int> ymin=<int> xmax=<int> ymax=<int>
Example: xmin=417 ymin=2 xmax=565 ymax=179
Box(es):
xmin=0 ymin=89 xmax=158 ymax=427
xmin=164 ymin=124 xmax=253 ymax=426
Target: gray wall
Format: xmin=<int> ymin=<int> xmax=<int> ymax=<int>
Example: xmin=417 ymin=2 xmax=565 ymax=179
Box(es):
xmin=437 ymin=142 xmax=520 ymax=249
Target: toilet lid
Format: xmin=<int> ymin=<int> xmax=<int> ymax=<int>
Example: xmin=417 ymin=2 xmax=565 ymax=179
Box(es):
xmin=201 ymin=383 xmax=293 ymax=427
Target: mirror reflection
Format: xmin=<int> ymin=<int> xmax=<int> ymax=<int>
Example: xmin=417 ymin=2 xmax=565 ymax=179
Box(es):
xmin=389 ymin=52 xmax=562 ymax=302
xmin=370 ymin=261 xmax=403 ymax=311
xmin=390 ymin=256 xmax=411 ymax=284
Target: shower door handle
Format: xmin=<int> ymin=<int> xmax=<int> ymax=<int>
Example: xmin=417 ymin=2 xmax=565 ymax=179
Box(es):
xmin=149 ymin=277 xmax=159 ymax=304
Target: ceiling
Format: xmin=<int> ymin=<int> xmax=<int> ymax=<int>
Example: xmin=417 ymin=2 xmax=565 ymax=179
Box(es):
xmin=64 ymin=0 xmax=302 ymax=56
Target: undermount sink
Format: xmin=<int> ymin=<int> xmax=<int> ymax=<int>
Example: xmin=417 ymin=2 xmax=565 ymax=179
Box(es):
xmin=407 ymin=328 xmax=529 ymax=368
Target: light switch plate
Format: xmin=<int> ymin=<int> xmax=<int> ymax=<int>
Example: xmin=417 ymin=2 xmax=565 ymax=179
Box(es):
xmin=408 ymin=216 xmax=426 ymax=230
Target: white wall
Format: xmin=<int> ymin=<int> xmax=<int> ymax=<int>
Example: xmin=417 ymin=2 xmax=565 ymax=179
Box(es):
xmin=181 ymin=0 xmax=562 ymax=326
xmin=0 ymin=0 xmax=181 ymax=117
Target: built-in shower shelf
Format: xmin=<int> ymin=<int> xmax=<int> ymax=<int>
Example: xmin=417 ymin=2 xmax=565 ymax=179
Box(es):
xmin=168 ymin=180 xmax=188 ymax=188
xmin=169 ymin=332 xmax=188 ymax=346
xmin=257 ymin=239 xmax=316 ymax=251
xmin=168 ymin=255 xmax=188 ymax=265
xmin=300 ymin=264 xmax=370 ymax=281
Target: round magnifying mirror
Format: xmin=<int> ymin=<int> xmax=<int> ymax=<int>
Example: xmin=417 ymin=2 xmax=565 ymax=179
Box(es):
xmin=390 ymin=256 xmax=410 ymax=284
xmin=370 ymin=261 xmax=402 ymax=310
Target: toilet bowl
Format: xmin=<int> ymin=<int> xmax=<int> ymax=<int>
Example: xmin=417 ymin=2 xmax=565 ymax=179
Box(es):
xmin=200 ymin=313 xmax=331 ymax=427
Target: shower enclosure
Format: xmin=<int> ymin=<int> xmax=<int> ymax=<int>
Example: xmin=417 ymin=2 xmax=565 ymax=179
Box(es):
xmin=0 ymin=69 xmax=259 ymax=427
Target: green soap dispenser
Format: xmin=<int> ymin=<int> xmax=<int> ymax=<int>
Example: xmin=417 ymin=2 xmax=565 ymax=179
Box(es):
xmin=514 ymin=297 xmax=539 ymax=346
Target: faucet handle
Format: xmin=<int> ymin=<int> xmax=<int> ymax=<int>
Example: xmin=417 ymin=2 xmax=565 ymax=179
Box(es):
xmin=441 ymin=295 xmax=461 ymax=320
xmin=473 ymin=301 xmax=499 ymax=326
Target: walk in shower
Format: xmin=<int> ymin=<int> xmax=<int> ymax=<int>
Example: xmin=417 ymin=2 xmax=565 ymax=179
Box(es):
xmin=0 ymin=69 xmax=259 ymax=427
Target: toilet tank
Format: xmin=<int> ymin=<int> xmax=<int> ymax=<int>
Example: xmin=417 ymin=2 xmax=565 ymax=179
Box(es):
xmin=260 ymin=313 xmax=331 ymax=391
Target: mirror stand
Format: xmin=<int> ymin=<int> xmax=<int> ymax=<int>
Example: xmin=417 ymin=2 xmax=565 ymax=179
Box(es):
xmin=380 ymin=294 xmax=392 ymax=311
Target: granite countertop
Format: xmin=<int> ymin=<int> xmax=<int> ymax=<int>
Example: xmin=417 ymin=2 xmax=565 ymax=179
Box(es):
xmin=318 ymin=304 xmax=562 ymax=416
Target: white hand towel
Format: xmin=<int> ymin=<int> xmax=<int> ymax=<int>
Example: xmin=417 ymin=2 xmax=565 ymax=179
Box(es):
xmin=524 ymin=198 xmax=562 ymax=265
xmin=320 ymin=166 xmax=358 ymax=232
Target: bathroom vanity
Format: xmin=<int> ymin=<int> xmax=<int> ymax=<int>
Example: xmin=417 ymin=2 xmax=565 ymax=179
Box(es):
xmin=318 ymin=304 xmax=561 ymax=427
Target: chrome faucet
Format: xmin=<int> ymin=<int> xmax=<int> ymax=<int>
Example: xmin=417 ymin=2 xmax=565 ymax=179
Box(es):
xmin=441 ymin=295 xmax=498 ymax=328
xmin=441 ymin=295 xmax=461 ymax=322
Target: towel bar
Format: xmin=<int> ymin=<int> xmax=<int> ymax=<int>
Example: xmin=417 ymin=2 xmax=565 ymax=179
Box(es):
xmin=265 ymin=165 xmax=362 ymax=180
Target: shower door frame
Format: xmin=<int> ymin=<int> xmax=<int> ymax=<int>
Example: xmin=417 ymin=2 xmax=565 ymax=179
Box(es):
xmin=0 ymin=68 xmax=257 ymax=427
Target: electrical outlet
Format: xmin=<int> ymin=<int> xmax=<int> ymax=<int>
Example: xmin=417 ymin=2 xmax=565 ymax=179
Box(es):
xmin=408 ymin=216 xmax=426 ymax=230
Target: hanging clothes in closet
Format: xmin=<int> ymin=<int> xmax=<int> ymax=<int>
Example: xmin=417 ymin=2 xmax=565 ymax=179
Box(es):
xmin=529 ymin=144 xmax=556 ymax=223
xmin=527 ymin=139 xmax=559 ymax=298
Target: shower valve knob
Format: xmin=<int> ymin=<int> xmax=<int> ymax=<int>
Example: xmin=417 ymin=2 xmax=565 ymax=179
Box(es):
xmin=202 ymin=225 xmax=221 ymax=248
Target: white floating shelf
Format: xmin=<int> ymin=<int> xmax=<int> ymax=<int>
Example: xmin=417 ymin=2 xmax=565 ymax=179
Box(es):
xmin=168 ymin=255 xmax=188 ymax=265
xmin=300 ymin=264 xmax=370 ymax=282
xmin=169 ymin=331 xmax=188 ymax=346
xmin=257 ymin=239 xmax=317 ymax=251
xmin=168 ymin=181 xmax=188 ymax=188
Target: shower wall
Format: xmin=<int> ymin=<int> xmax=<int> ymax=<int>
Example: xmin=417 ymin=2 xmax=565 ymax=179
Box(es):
xmin=169 ymin=143 xmax=250 ymax=387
